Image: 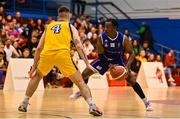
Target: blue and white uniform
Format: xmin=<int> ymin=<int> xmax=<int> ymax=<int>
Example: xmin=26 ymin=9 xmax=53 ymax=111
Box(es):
xmin=91 ymin=32 xmax=126 ymax=75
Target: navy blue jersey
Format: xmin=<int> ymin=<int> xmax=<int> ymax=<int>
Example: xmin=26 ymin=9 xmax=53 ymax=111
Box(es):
xmin=101 ymin=31 xmax=125 ymax=63
xmin=91 ymin=32 xmax=126 ymax=75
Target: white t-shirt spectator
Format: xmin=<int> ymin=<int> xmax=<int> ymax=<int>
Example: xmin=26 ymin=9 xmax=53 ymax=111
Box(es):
xmin=83 ymin=40 xmax=94 ymax=55
xmin=4 ymin=45 xmax=19 ymax=62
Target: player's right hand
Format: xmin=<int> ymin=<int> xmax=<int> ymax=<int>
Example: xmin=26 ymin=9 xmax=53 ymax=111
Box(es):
xmin=28 ymin=65 xmax=37 ymax=79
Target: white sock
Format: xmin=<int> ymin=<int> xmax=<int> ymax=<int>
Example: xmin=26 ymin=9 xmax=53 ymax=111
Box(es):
xmin=86 ymin=97 xmax=96 ymax=108
xmin=142 ymin=97 xmax=148 ymax=104
xmin=23 ymin=95 xmax=30 ymax=103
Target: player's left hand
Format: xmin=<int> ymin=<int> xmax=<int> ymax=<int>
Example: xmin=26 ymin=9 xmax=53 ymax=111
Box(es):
xmin=125 ymin=65 xmax=131 ymax=76
xmin=28 ymin=65 xmax=37 ymax=79
xmin=87 ymin=64 xmax=97 ymax=73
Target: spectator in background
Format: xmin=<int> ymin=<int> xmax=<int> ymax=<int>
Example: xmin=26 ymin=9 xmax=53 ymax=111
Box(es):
xmin=98 ymin=17 xmax=105 ymax=25
xmin=124 ymin=28 xmax=132 ymax=41
xmin=4 ymin=38 xmax=20 ymax=62
xmin=15 ymin=11 xmax=24 ymax=25
xmin=1 ymin=18 xmax=6 ymax=30
xmin=82 ymin=15 xmax=92 ymax=32
xmin=83 ymin=39 xmax=97 ymax=59
xmin=137 ymin=22 xmax=154 ymax=49
xmin=156 ymin=54 xmax=162 ymax=62
xmin=0 ymin=51 xmax=7 ymax=70
xmin=27 ymin=36 xmax=38 ymax=52
xmin=164 ymin=49 xmax=176 ymax=68
xmin=45 ymin=16 xmax=53 ymax=24
xmin=141 ymin=41 xmax=151 ymax=59
xmin=21 ymin=19 xmax=30 ymax=39
xmin=0 ymin=43 xmax=7 ymax=65
xmin=17 ymin=35 xmax=28 ymax=50
xmin=21 ymin=48 xmax=31 ymax=58
xmin=83 ymin=39 xmax=94 ymax=55
xmin=137 ymin=50 xmax=147 ymax=63
xmin=74 ymin=16 xmax=82 ymax=29
xmin=87 ymin=26 xmax=96 ymax=39
xmin=147 ymin=53 xmax=155 ymax=62
xmin=0 ymin=29 xmax=7 ymax=43
xmin=79 ymin=32 xmax=86 ymax=42
xmin=6 ymin=14 xmax=13 ymax=23
xmin=0 ymin=6 xmax=6 ymax=17
xmin=90 ymin=33 xmax=97 ymax=51
xmin=132 ymin=40 xmax=140 ymax=56
xmin=34 ymin=18 xmax=44 ymax=39
xmin=13 ymin=41 xmax=22 ymax=57
xmin=26 ymin=18 xmax=35 ymax=40
xmin=97 ymin=24 xmax=104 ymax=34
xmin=12 ymin=18 xmax=17 ymax=25
xmin=0 ymin=51 xmax=6 ymax=89
xmin=13 ymin=19 xmax=23 ymax=34
xmin=6 ymin=22 xmax=20 ymax=41
xmin=164 ymin=49 xmax=176 ymax=86
xmin=78 ymin=24 xmax=86 ymax=34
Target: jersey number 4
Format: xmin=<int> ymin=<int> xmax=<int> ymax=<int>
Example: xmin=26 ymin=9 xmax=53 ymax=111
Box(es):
xmin=51 ymin=24 xmax=61 ymax=34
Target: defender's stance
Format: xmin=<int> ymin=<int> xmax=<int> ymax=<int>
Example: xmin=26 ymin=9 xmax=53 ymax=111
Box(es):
xmin=18 ymin=6 xmax=102 ymax=116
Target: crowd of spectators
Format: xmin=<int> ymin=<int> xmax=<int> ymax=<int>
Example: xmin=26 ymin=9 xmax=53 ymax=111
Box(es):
xmin=0 ymin=5 xmax=179 ymax=89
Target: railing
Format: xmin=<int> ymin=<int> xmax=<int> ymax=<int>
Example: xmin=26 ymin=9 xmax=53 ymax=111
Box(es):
xmin=84 ymin=0 xmax=139 ymax=28
xmin=154 ymin=43 xmax=180 ymax=66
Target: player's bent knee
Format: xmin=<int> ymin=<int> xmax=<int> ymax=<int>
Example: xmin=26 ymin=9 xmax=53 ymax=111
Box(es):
xmin=126 ymin=76 xmax=136 ymax=86
xmin=34 ymin=69 xmax=43 ymax=80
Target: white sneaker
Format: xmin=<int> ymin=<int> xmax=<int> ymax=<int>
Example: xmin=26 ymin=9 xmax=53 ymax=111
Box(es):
xmin=168 ymin=77 xmax=175 ymax=82
xmin=69 ymin=91 xmax=81 ymax=99
xmin=18 ymin=101 xmax=29 ymax=112
xmin=89 ymin=106 xmax=103 ymax=116
xmin=145 ymin=101 xmax=153 ymax=111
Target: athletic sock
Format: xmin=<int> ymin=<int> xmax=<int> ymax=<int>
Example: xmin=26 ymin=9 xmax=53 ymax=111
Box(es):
xmin=23 ymin=95 xmax=30 ymax=103
xmin=86 ymin=97 xmax=96 ymax=108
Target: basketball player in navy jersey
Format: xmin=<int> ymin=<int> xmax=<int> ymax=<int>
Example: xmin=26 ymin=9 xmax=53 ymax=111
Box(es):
xmin=70 ymin=19 xmax=153 ymax=111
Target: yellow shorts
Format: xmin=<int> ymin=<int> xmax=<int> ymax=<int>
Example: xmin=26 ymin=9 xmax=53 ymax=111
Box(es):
xmin=38 ymin=50 xmax=77 ymax=77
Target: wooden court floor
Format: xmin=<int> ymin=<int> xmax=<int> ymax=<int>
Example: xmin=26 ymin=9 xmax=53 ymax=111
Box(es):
xmin=1 ymin=87 xmax=180 ymax=119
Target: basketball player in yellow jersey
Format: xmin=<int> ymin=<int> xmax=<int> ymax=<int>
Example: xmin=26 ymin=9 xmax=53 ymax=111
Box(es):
xmin=18 ymin=6 xmax=102 ymax=116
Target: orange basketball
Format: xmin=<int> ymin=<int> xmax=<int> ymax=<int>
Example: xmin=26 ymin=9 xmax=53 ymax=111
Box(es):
xmin=110 ymin=65 xmax=127 ymax=80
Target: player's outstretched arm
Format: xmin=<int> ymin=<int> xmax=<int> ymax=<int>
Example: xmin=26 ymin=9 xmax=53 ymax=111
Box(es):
xmin=70 ymin=24 xmax=96 ymax=72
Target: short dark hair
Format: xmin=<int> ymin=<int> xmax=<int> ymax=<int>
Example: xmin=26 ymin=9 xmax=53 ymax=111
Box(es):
xmin=58 ymin=6 xmax=70 ymax=13
xmin=106 ymin=18 xmax=118 ymax=28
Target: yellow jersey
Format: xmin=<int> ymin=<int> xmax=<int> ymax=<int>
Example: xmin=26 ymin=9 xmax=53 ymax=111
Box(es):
xmin=41 ymin=21 xmax=72 ymax=55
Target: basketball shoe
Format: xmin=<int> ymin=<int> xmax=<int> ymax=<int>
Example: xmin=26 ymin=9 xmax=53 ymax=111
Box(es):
xmin=18 ymin=101 xmax=29 ymax=112
xmin=69 ymin=91 xmax=81 ymax=99
xmin=145 ymin=101 xmax=153 ymax=111
xmin=89 ymin=106 xmax=103 ymax=116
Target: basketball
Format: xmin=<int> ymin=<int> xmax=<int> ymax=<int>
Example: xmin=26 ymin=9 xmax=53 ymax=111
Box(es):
xmin=109 ymin=65 xmax=127 ymax=80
